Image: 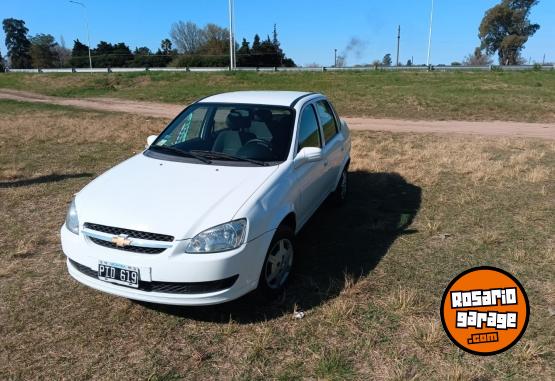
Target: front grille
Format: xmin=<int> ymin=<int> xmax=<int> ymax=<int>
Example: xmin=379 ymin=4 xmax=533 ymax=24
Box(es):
xmin=68 ymin=259 xmax=238 ymax=294
xmin=84 ymin=223 xmax=174 ymax=242
xmin=89 ymin=237 xmax=166 ymax=254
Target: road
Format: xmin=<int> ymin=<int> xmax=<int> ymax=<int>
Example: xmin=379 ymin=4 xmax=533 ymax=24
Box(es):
xmin=1 ymin=89 xmax=553 ymax=139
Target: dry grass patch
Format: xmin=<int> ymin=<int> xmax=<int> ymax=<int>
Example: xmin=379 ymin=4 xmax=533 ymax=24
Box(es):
xmin=0 ymin=101 xmax=553 ymax=379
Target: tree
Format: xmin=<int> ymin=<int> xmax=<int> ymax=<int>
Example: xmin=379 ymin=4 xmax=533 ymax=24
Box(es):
xmin=111 ymin=42 xmax=134 ymax=66
xmin=90 ymin=41 xmax=133 ymax=67
xmin=168 ymin=21 xmax=295 ymax=68
xmin=131 ymin=46 xmax=151 ymax=67
xmin=479 ymin=0 xmax=540 ymax=65
xmin=239 ymin=26 xmax=294 ymax=68
xmin=382 ymin=53 xmax=392 ymax=66
xmin=463 ymin=47 xmax=493 ymax=66
xmin=406 ymin=59 xmax=412 ymax=66
xmin=258 ymin=35 xmax=280 ymax=66
xmin=69 ymin=39 xmax=90 ymax=67
xmin=237 ymin=38 xmax=251 ymax=66
xmin=282 ymin=57 xmax=296 ymax=67
xmin=29 ymin=34 xmax=58 ymax=68
xmin=170 ymin=21 xmax=205 ymax=53
xmin=0 ymin=49 xmax=5 ymax=72
xmin=199 ymin=23 xmax=229 ymax=56
xmin=272 ymin=24 xmax=279 ymax=47
xmin=252 ymin=34 xmax=261 ymax=52
xmin=160 ymin=38 xmax=173 ymax=54
xmin=2 ymin=18 xmax=32 ymax=68
xmin=53 ymin=35 xmax=71 ymax=67
xmin=134 ymin=46 xmax=151 ymax=56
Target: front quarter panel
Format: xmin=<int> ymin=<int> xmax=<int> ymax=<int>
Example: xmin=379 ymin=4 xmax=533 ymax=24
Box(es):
xmin=234 ymin=162 xmax=297 ymax=241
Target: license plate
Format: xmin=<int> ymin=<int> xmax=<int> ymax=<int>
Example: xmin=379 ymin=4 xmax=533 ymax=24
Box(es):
xmin=98 ymin=261 xmax=139 ymax=288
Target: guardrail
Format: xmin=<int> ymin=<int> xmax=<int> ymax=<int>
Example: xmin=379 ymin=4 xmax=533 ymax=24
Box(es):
xmin=4 ymin=65 xmax=554 ymax=74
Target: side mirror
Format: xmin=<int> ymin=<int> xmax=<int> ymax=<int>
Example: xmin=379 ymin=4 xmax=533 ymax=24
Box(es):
xmin=294 ymin=147 xmax=322 ymax=168
xmin=146 ymin=135 xmax=158 ymax=148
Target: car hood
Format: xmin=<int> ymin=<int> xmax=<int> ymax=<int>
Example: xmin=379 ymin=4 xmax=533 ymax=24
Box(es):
xmin=76 ymin=153 xmax=278 ymax=240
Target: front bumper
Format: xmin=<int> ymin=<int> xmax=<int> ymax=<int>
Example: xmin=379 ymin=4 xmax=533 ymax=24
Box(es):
xmin=61 ymin=225 xmax=274 ymax=305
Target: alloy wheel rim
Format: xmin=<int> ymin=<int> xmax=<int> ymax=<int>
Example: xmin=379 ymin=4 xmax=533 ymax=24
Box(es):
xmin=265 ymin=238 xmax=293 ymax=289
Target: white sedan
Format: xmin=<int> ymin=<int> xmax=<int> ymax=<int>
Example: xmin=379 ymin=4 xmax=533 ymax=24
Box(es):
xmin=61 ymin=91 xmax=351 ymax=305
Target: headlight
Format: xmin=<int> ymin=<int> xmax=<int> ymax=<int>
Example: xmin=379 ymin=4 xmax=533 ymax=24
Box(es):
xmin=185 ymin=219 xmax=247 ymax=253
xmin=65 ymin=197 xmax=79 ymax=235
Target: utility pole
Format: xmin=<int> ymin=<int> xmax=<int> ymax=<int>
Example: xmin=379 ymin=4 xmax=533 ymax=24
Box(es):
xmin=69 ymin=1 xmax=92 ymax=72
xmin=396 ymin=25 xmax=401 ymax=66
xmin=542 ymin=54 xmax=545 ymax=65
xmin=334 ymin=49 xmax=337 ymax=67
xmin=228 ymin=0 xmax=236 ymax=70
xmin=426 ymin=0 xmax=434 ymax=67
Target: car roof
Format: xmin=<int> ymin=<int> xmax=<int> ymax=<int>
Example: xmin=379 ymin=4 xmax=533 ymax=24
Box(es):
xmin=198 ymin=91 xmax=320 ymax=107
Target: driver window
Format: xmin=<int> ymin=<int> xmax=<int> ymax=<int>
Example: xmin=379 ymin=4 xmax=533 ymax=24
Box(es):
xmin=297 ymin=105 xmax=321 ymax=152
xmin=164 ymin=107 xmax=207 ymax=145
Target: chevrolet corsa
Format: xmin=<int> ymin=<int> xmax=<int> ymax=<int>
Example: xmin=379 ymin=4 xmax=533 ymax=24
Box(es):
xmin=61 ymin=91 xmax=351 ymax=305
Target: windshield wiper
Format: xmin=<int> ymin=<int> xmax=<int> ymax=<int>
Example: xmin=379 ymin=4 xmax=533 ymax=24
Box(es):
xmin=191 ymin=150 xmax=268 ymax=166
xmin=150 ymin=145 xmax=212 ymax=164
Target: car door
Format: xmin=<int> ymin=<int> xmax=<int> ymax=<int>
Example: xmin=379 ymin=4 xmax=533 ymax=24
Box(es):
xmin=314 ymin=99 xmax=345 ymax=193
xmin=293 ymin=103 xmax=328 ymax=227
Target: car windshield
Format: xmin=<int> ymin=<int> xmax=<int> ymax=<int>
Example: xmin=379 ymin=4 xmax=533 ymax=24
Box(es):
xmin=149 ymin=103 xmax=295 ymax=165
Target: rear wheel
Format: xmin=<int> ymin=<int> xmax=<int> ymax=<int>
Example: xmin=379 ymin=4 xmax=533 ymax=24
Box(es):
xmin=258 ymin=226 xmax=295 ymax=298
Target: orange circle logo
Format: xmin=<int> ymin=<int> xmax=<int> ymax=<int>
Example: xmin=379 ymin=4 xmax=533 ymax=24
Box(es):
xmin=440 ymin=266 xmax=529 ymax=356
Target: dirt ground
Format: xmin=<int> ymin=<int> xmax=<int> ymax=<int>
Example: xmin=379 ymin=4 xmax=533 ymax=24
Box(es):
xmin=1 ymin=100 xmax=553 ymax=379
xmin=1 ymin=88 xmax=554 ymax=140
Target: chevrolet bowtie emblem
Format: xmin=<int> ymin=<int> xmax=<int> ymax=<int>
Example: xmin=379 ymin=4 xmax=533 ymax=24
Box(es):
xmin=112 ymin=234 xmax=131 ymax=247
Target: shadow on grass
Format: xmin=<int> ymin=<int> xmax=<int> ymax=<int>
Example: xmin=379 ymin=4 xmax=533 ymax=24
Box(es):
xmin=140 ymin=170 xmax=421 ymax=323
xmin=0 ymin=173 xmax=93 ymax=188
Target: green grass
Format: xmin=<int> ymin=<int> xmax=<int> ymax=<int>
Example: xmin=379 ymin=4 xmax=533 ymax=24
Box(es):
xmin=0 ymin=101 xmax=553 ymax=379
xmin=1 ymin=70 xmax=555 ymax=122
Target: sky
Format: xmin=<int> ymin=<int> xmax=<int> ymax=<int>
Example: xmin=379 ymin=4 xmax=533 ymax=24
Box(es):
xmin=1 ymin=0 xmax=554 ymax=66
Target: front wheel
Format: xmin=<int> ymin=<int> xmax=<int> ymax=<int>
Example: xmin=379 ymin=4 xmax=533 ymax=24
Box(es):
xmin=258 ymin=226 xmax=295 ymax=298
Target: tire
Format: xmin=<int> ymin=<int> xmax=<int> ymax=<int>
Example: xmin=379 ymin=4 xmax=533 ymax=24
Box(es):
xmin=330 ymin=168 xmax=348 ymax=205
xmin=258 ymin=226 xmax=295 ymax=299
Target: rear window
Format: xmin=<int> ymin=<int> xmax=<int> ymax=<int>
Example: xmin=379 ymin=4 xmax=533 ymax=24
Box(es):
xmin=297 ymin=105 xmax=321 ymax=151
xmin=315 ymin=100 xmax=339 ymax=143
